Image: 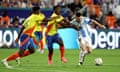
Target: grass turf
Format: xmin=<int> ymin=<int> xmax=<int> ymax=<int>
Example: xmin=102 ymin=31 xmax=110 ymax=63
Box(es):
xmin=0 ymin=48 xmax=120 ymax=72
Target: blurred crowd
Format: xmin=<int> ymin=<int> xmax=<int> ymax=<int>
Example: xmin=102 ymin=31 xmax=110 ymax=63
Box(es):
xmin=0 ymin=0 xmax=120 ymax=29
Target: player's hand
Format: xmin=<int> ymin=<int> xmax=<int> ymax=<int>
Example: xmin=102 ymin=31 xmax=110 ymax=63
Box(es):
xmin=101 ymin=25 xmax=106 ymax=29
xmin=15 ymin=38 xmax=19 ymax=43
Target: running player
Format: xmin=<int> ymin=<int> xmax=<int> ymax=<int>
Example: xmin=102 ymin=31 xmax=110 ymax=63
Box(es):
xmin=1 ymin=7 xmax=42 ymax=68
xmin=46 ymin=5 xmax=68 ymax=65
xmin=33 ymin=10 xmax=61 ymax=54
xmin=70 ymin=11 xmax=105 ymax=65
xmin=33 ymin=12 xmax=45 ymax=54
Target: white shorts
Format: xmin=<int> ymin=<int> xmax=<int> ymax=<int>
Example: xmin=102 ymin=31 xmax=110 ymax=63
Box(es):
xmin=78 ymin=36 xmax=92 ymax=47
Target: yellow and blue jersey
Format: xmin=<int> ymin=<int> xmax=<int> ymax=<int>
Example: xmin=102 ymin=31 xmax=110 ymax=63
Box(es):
xmin=46 ymin=12 xmax=64 ymax=36
xmin=20 ymin=13 xmax=44 ymax=49
xmin=22 ymin=14 xmax=43 ymax=37
xmin=34 ymin=13 xmax=45 ymax=32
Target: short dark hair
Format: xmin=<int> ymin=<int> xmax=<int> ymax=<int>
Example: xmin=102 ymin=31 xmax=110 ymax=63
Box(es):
xmin=53 ymin=5 xmax=61 ymax=11
xmin=32 ymin=7 xmax=40 ymax=13
xmin=76 ymin=12 xmax=81 ymax=17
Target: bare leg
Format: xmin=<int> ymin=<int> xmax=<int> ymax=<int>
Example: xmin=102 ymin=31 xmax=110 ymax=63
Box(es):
xmin=79 ymin=39 xmax=88 ymax=65
xmin=87 ymin=46 xmax=92 ymax=54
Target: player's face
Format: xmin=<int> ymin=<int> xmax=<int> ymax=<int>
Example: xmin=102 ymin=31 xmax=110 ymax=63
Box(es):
xmin=76 ymin=17 xmax=81 ymax=22
xmin=56 ymin=7 xmax=61 ymax=15
xmin=36 ymin=10 xmax=40 ymax=15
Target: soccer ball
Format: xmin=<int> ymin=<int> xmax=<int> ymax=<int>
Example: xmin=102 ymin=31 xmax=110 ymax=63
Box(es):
xmin=94 ymin=58 xmax=103 ymax=66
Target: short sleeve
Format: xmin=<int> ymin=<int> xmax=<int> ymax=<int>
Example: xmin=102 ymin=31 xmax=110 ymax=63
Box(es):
xmin=39 ymin=13 xmax=45 ymax=21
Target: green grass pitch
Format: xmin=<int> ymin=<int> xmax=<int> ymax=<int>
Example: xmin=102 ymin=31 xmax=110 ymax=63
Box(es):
xmin=0 ymin=48 xmax=120 ymax=72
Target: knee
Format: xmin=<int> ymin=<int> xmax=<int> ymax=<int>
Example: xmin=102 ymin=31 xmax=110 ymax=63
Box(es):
xmin=81 ymin=45 xmax=86 ymax=51
xmin=88 ymin=49 xmax=92 ymax=54
xmin=19 ymin=51 xmax=24 ymax=57
xmin=48 ymin=47 xmax=53 ymax=52
xmin=59 ymin=42 xmax=64 ymax=47
xmin=48 ymin=48 xmax=53 ymax=51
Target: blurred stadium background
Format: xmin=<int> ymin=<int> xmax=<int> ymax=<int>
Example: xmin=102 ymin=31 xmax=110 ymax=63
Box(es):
xmin=0 ymin=0 xmax=120 ymax=49
xmin=0 ymin=0 xmax=120 ymax=72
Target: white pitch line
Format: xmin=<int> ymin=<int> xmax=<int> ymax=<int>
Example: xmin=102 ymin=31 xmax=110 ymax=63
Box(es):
xmin=8 ymin=67 xmax=72 ymax=72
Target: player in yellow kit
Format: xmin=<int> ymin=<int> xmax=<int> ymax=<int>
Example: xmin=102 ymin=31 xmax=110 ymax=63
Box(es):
xmin=33 ymin=10 xmax=60 ymax=54
xmin=1 ymin=7 xmax=42 ymax=68
xmin=33 ymin=12 xmax=45 ymax=54
xmin=46 ymin=5 xmax=68 ymax=65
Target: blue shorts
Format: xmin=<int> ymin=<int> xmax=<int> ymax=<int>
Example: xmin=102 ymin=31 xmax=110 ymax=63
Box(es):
xmin=34 ymin=31 xmax=42 ymax=41
xmin=46 ymin=33 xmax=61 ymax=49
xmin=20 ymin=34 xmax=34 ymax=50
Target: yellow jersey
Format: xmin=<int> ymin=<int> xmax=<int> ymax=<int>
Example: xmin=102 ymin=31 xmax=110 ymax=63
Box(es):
xmin=46 ymin=13 xmax=64 ymax=36
xmin=34 ymin=13 xmax=45 ymax=32
xmin=22 ymin=14 xmax=42 ymax=37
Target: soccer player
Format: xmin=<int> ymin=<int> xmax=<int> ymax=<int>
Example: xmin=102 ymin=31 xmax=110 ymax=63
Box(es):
xmin=33 ymin=10 xmax=61 ymax=54
xmin=1 ymin=7 xmax=42 ymax=68
xmin=46 ymin=5 xmax=68 ymax=65
xmin=70 ymin=11 xmax=105 ymax=65
xmin=33 ymin=12 xmax=45 ymax=54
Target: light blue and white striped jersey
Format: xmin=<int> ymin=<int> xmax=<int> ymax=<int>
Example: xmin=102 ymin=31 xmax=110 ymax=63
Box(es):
xmin=70 ymin=17 xmax=92 ymax=38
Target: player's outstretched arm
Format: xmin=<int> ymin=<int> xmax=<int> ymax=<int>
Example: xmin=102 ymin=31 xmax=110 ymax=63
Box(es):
xmin=44 ymin=16 xmax=60 ymax=22
xmin=15 ymin=26 xmax=25 ymax=43
xmin=42 ymin=16 xmax=61 ymax=25
xmin=92 ymin=19 xmax=106 ymax=29
xmin=56 ymin=18 xmax=71 ymax=29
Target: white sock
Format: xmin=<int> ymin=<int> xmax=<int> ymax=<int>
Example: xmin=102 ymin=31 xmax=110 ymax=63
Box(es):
xmin=79 ymin=50 xmax=88 ymax=62
xmin=16 ymin=57 xmax=20 ymax=60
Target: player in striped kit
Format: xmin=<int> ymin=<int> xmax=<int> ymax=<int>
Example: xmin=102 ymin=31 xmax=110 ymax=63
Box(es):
xmin=70 ymin=11 xmax=105 ymax=65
